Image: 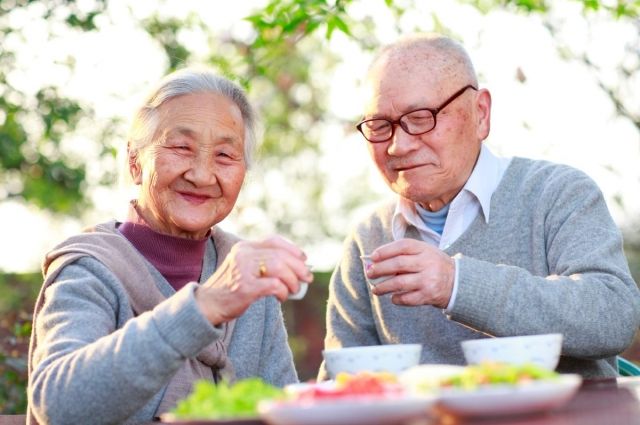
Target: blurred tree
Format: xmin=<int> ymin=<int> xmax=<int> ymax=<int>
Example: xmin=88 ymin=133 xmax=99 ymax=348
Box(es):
xmin=465 ymin=0 xmax=639 ymax=214
xmin=1 ymin=2 xmax=96 ymax=214
xmin=1 ymin=0 xmax=639 ymax=413
xmin=0 ymin=0 xmax=380 ymax=252
xmin=0 ymin=0 xmax=638 ymax=249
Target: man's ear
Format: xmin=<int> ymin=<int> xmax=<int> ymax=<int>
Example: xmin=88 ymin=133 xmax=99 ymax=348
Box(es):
xmin=128 ymin=142 xmax=142 ymax=184
xmin=476 ymin=88 xmax=491 ymax=141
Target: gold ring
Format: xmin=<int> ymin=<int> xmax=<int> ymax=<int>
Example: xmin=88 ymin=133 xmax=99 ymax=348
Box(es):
xmin=258 ymin=259 xmax=267 ymax=277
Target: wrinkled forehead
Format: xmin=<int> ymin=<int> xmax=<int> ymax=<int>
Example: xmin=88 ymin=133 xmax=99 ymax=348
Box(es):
xmin=362 ymin=47 xmax=470 ymax=116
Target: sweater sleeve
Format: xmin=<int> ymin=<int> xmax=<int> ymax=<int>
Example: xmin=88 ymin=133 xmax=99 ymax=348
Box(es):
xmin=319 ymin=235 xmax=383 ymax=380
xmin=448 ymin=168 xmax=640 ymax=359
xmin=29 ymin=257 xmax=222 ymax=425
xmin=256 ymin=296 xmax=298 ymax=387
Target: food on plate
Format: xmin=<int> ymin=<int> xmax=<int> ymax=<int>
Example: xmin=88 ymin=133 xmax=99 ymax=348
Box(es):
xmin=259 ymin=372 xmax=437 ymax=425
xmin=290 ymin=371 xmax=404 ymax=401
xmin=168 ymin=378 xmax=284 ymax=420
xmin=441 ymin=362 xmax=559 ymax=390
xmin=399 ymin=364 xmax=465 ymax=394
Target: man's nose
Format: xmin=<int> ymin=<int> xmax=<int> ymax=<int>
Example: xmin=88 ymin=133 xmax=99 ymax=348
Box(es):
xmin=387 ymin=123 xmax=421 ymax=156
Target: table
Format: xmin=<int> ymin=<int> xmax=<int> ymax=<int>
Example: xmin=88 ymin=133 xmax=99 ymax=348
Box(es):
xmin=8 ymin=378 xmax=640 ymax=425
xmin=420 ymin=377 xmax=640 ymax=425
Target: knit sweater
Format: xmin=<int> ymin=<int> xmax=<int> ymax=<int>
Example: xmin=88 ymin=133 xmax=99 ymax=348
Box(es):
xmin=29 ymin=223 xmax=297 ymax=425
xmin=118 ymin=220 xmax=207 ymax=291
xmin=321 ymin=157 xmax=640 ymax=379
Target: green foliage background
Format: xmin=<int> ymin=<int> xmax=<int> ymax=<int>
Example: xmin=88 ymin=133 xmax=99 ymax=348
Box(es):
xmin=1 ymin=0 xmax=639 ymax=414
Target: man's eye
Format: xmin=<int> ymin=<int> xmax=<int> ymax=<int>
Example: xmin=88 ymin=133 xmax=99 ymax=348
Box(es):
xmin=405 ymin=111 xmax=432 ymax=123
xmin=366 ymin=120 xmax=390 ymax=132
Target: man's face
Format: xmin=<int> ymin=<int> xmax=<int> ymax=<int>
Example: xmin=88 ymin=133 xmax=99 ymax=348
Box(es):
xmin=362 ymin=57 xmax=490 ymax=210
xmin=130 ymin=92 xmax=246 ymax=239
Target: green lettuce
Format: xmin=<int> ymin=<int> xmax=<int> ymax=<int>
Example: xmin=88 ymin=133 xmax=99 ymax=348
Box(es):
xmin=444 ymin=362 xmax=559 ymax=390
xmin=170 ymin=378 xmax=284 ymax=419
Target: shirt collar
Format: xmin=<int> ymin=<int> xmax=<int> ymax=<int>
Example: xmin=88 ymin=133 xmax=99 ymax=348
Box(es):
xmin=391 ymin=145 xmax=508 ymax=239
xmin=461 ymin=144 xmax=501 ymax=223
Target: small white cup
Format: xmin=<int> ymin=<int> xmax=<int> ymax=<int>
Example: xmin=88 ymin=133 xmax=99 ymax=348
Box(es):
xmin=360 ymin=255 xmax=394 ymax=286
xmin=288 ymin=264 xmax=312 ymax=300
xmin=288 ymin=282 xmax=308 ymax=300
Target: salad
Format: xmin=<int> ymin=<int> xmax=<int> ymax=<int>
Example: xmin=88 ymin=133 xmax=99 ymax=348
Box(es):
xmin=441 ymin=362 xmax=559 ymax=390
xmin=168 ymin=378 xmax=284 ymax=420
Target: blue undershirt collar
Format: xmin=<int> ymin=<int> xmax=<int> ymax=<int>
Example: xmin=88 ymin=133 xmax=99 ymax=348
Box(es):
xmin=416 ymin=203 xmax=450 ymax=236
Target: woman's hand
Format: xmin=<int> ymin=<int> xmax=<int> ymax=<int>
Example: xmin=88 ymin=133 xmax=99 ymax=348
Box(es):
xmin=195 ymin=235 xmax=313 ymax=325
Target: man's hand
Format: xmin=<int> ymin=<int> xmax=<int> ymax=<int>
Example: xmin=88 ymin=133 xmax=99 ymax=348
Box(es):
xmin=366 ymin=238 xmax=455 ymax=308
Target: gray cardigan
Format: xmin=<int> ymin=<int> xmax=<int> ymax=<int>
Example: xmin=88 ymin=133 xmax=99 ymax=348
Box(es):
xmin=29 ymin=225 xmax=297 ymax=425
xmin=322 ymin=157 xmax=640 ymax=379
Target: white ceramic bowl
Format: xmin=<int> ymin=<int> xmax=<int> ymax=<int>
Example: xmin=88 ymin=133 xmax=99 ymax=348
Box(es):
xmin=461 ymin=333 xmax=563 ymax=371
xmin=322 ymin=344 xmax=422 ymax=379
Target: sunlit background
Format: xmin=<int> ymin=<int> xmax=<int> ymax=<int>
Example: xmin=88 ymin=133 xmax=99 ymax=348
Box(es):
xmin=1 ymin=0 xmax=638 ymax=274
xmin=1 ymin=0 xmax=639 ymax=409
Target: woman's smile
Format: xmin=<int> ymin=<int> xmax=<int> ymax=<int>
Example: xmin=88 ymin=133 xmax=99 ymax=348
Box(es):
xmin=178 ymin=190 xmax=215 ymax=204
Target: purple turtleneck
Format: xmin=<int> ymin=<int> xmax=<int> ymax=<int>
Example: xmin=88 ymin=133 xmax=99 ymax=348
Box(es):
xmin=117 ymin=203 xmax=208 ymax=291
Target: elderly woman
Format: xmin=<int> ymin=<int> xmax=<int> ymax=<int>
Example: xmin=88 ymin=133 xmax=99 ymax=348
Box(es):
xmin=27 ymin=68 xmax=312 ymax=425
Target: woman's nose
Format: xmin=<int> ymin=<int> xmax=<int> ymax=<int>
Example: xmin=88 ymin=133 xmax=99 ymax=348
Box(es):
xmin=184 ymin=153 xmax=217 ymax=186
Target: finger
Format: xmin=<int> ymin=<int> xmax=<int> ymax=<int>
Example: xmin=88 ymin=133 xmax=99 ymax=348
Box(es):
xmin=252 ymin=250 xmax=313 ymax=298
xmin=370 ymin=238 xmax=425 ymax=261
xmin=366 ymin=254 xmax=405 ymax=278
xmin=260 ymin=247 xmax=313 ymax=282
xmin=366 ymin=252 xmax=423 ymax=281
xmin=390 ymin=290 xmax=422 ymax=306
xmin=379 ymin=273 xmax=452 ymax=308
xmin=255 ymin=276 xmax=290 ymax=302
xmin=256 ymin=235 xmax=307 ymax=260
xmin=371 ymin=274 xmax=416 ymax=296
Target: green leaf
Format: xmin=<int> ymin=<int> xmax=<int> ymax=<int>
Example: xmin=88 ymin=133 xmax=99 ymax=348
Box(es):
xmin=171 ymin=378 xmax=284 ymax=419
xmin=511 ymin=0 xmax=548 ymax=13
xmin=331 ymin=15 xmax=351 ymax=36
xmin=326 ymin=17 xmax=337 ymax=39
xmin=581 ymin=0 xmax=600 ymax=11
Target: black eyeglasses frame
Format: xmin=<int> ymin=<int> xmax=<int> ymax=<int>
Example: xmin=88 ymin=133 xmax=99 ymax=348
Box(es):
xmin=356 ymin=84 xmax=478 ymax=143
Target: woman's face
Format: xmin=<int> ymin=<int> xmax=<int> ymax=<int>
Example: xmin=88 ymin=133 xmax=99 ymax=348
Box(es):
xmin=130 ymin=92 xmax=247 ymax=239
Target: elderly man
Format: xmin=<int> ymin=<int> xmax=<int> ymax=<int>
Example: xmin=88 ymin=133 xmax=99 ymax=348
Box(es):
xmin=320 ymin=33 xmax=640 ymax=379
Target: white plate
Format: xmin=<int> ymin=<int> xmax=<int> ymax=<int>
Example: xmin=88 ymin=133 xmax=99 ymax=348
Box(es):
xmin=258 ymin=394 xmax=436 ymax=425
xmin=435 ymin=374 xmax=582 ymax=418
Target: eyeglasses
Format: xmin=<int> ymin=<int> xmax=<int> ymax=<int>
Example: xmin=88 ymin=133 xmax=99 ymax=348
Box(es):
xmin=356 ymin=84 xmax=478 ymax=143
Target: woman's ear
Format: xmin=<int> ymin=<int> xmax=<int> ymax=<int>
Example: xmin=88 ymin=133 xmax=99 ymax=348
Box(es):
xmin=128 ymin=142 xmax=142 ymax=184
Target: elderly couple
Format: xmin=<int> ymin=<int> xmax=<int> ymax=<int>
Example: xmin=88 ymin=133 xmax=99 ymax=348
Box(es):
xmin=27 ymin=33 xmax=640 ymax=424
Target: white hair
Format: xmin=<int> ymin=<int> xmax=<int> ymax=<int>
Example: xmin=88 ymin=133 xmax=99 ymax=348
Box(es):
xmin=127 ymin=67 xmax=258 ymax=176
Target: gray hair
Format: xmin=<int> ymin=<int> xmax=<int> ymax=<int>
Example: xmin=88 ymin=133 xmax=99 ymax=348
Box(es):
xmin=127 ymin=67 xmax=258 ymax=172
xmin=370 ymin=33 xmax=478 ymax=87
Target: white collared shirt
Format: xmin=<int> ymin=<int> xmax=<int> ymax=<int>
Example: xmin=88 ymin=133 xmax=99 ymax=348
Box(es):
xmin=390 ymin=145 xmax=512 ymax=310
